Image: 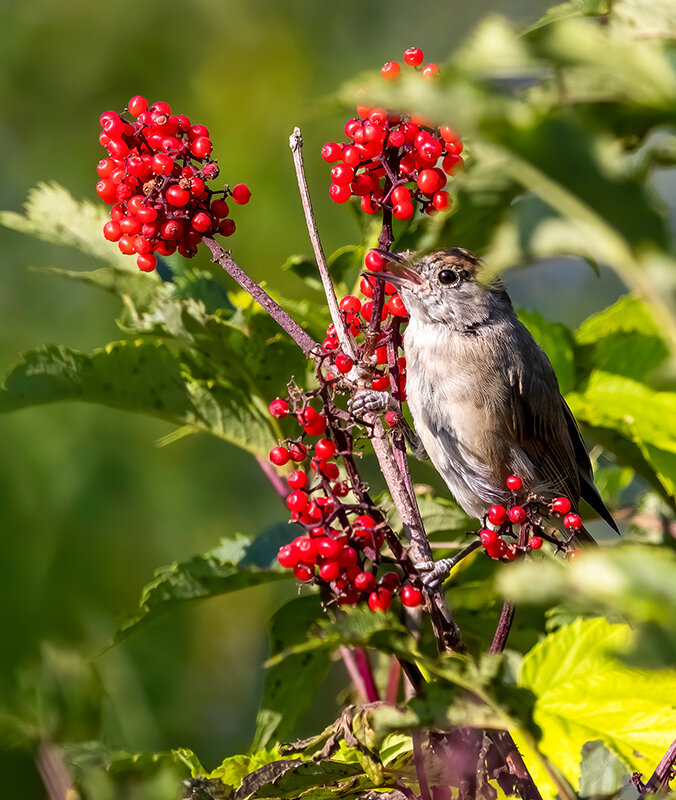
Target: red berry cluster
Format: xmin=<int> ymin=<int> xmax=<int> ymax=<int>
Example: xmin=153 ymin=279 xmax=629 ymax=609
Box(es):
xmin=322 ymin=47 xmax=463 ymax=220
xmin=477 ymin=474 xmax=583 ymax=560
xmin=268 ymin=391 xmax=422 ymax=612
xmin=97 ymin=96 xmax=251 ymax=272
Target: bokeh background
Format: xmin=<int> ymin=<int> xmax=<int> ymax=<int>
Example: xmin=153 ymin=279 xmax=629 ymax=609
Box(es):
xmin=0 ymin=0 xmax=638 ymax=794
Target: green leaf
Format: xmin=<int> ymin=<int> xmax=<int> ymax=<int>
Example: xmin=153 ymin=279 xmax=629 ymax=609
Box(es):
xmin=518 ymin=617 xmax=676 ymax=788
xmin=0 ymin=341 xmax=279 ymax=458
xmin=413 ymin=492 xmax=475 ymax=541
xmin=574 ymin=295 xmax=669 ymax=381
xmin=234 ymin=758 xmax=372 ymax=800
xmin=566 ymin=370 xmax=676 ymax=502
xmin=110 ymin=530 xmax=293 ymax=647
xmin=281 ymin=255 xmax=323 ymax=293
xmin=499 ymin=545 xmax=676 ymax=667
xmin=208 ymin=748 xmax=288 ymax=791
xmin=578 ymin=740 xmax=628 ymax=797
xmin=253 ymin=596 xmax=332 ymax=750
xmin=517 ymin=309 xmax=576 ymax=394
xmin=0 ymin=182 xmax=130 ymax=267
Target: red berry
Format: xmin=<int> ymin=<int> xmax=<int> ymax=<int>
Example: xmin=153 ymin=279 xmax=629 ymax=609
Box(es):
xmin=268 ymin=397 xmax=289 ymax=418
xmin=486 ymin=538 xmax=507 ymax=560
xmin=564 ymin=512 xmax=582 ymax=529
xmin=211 ymin=198 xmax=230 ymax=218
xmin=190 ymin=136 xmax=213 ymax=158
xmin=338 ymin=546 xmax=358 ymax=567
xmin=335 ymin=353 xmax=354 ymax=374
xmin=506 ymin=475 xmax=523 ymax=491
xmin=387 ymin=295 xmax=408 ymax=317
xmin=293 ymin=564 xmax=314 ymax=582
xmin=401 ymin=585 xmax=423 ymax=607
xmin=315 ymin=438 xmax=337 ymax=459
xmin=552 ymin=497 xmax=572 ymax=515
xmin=422 ymin=63 xmax=440 ymax=79
xmin=166 ymin=185 xmax=190 ymax=207
xmin=287 ymin=470 xmax=307 ymax=490
xmin=417 ymin=169 xmax=441 ymax=194
xmin=380 ymin=571 xmax=400 ymax=590
xmin=319 ymin=562 xmax=340 ymax=582
xmin=368 ymin=587 xmax=392 ymax=612
xmin=404 ymin=47 xmax=424 ymax=66
xmin=329 ymin=183 xmax=351 ymax=203
xmin=432 ymin=191 xmax=450 ymax=211
xmin=278 ymin=544 xmax=300 ymax=568
xmin=286 ymin=490 xmax=309 ymax=513
xmin=297 ymin=537 xmax=318 ymax=564
xmin=529 ymin=536 xmax=543 ymax=550
xmin=136 ymin=253 xmax=157 ymax=272
xmin=505 ymin=543 xmax=518 ymax=561
xmin=364 ymin=249 xmax=387 ymax=272
xmin=384 ymin=411 xmax=400 ymax=427
xmin=333 ymin=481 xmax=349 ymax=498
xmin=232 ymin=184 xmax=251 ymax=205
xmin=509 ymin=506 xmax=527 ymax=524
xmin=317 ymin=537 xmax=344 ymax=560
xmin=479 ymin=528 xmax=498 ymax=547
xmin=161 ymin=220 xmax=183 ymax=241
xmin=442 ymin=153 xmax=464 ymax=174
xmin=96 ymin=179 xmax=117 ymax=204
xmin=288 ymin=443 xmax=308 ymax=463
xmin=127 ymin=95 xmax=148 ymax=116
xmin=321 ymin=142 xmax=343 ymax=163
xmin=339 ymin=295 xmax=361 ymax=314
xmin=269 ymin=446 xmax=290 ymax=466
xmin=353 ymin=571 xmax=376 ymax=593
xmin=487 ymin=505 xmax=507 ymax=526
xmin=393 ymin=201 xmax=415 ymax=221
xmin=381 ymin=61 xmax=401 ymax=80
xmin=192 ymin=212 xmax=213 ymax=233
xmin=103 ymin=221 xmax=121 ymax=242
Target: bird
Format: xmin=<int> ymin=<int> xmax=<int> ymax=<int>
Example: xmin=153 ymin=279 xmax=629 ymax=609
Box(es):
xmin=351 ymin=247 xmax=618 ymax=583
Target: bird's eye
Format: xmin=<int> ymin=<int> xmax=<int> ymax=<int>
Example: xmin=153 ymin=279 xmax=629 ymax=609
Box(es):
xmin=438 ymin=269 xmax=458 ymax=285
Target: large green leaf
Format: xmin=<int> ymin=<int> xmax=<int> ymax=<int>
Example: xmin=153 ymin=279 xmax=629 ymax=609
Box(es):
xmin=110 ymin=529 xmax=293 ymax=647
xmin=566 ymin=370 xmax=676 ymax=502
xmin=0 ymin=341 xmax=279 ymax=458
xmin=499 ymin=545 xmax=676 ymax=667
xmin=574 ymin=295 xmax=669 ymax=381
xmin=253 ymin=596 xmax=332 ymax=750
xmin=518 ymin=617 xmax=676 ymax=789
xmin=0 ymin=182 xmax=130 ymax=268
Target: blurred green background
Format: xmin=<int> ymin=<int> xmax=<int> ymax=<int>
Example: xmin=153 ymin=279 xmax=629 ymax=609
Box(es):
xmin=0 ymin=0 xmax=640 ymax=794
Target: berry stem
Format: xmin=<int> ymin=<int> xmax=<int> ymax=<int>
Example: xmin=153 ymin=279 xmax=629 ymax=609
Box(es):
xmin=640 ymin=737 xmax=676 ymax=795
xmin=489 ymin=602 xmax=515 ymax=655
xmin=289 ymin=127 xmax=358 ymax=362
xmin=338 ymin=645 xmax=379 ymax=703
xmin=203 ymin=237 xmax=317 ymax=354
xmin=412 ymin=729 xmax=433 ymax=800
xmin=256 ymin=456 xmax=289 ymax=499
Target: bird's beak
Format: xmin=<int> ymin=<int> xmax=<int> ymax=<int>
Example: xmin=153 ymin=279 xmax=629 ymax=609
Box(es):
xmin=362 ymin=250 xmax=422 ymax=287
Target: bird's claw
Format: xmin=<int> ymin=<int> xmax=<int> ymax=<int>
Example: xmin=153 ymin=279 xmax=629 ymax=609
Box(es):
xmin=414 ymin=558 xmax=454 ymax=589
xmin=349 ymin=389 xmax=395 ymax=418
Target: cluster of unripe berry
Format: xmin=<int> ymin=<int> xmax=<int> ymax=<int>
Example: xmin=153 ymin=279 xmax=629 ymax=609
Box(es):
xmin=269 ymin=395 xmax=422 ymax=611
xmin=96 ymin=96 xmax=251 ymax=272
xmin=478 ymin=474 xmax=583 ymax=560
xmin=322 ymin=47 xmax=463 ymax=221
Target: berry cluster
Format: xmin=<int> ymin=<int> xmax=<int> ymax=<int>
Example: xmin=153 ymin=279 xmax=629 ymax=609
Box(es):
xmin=478 ymin=474 xmax=584 ymax=560
xmin=322 ymin=47 xmax=463 ymax=220
xmin=97 ymin=96 xmax=251 ymax=272
xmin=269 ymin=388 xmax=422 ymax=612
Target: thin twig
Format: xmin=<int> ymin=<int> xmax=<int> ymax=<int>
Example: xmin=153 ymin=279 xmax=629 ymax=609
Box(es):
xmin=256 ymin=457 xmax=288 ymax=499
xmin=490 ymin=603 xmax=516 ymax=654
xmin=353 ymin=647 xmax=380 ymax=702
xmin=412 ymin=729 xmax=433 ymax=800
xmin=204 ymin=237 xmax=318 ymax=355
xmin=36 ymin=741 xmax=78 ymax=800
xmin=339 ymin=645 xmax=371 ymax=703
xmin=641 ymin=737 xmax=676 ymax=795
xmin=386 ymin=658 xmax=401 ymax=704
xmin=289 ymin=128 xmax=357 ymax=361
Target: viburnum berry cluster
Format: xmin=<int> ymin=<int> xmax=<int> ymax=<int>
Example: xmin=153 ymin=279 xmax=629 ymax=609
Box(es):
xmin=96 ymin=96 xmax=251 ymax=272
xmin=269 ymin=379 xmax=423 ymax=612
xmin=322 ymin=46 xmax=463 ymax=220
xmin=479 ymin=474 xmax=584 ymax=560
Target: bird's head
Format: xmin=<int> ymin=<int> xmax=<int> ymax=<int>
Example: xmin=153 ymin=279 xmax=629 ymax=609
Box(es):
xmin=366 ymin=247 xmax=508 ymax=329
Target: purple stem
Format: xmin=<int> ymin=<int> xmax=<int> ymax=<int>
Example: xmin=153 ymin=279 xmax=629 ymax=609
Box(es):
xmin=256 ymin=457 xmax=288 ymax=499
xmin=386 ymin=658 xmax=401 ymax=704
xmin=203 ymin=237 xmax=318 ymax=355
xmin=642 ymin=737 xmax=676 ymax=795
xmin=489 ymin=603 xmax=516 ymax=654
xmin=353 ymin=647 xmax=380 ymax=702
xmin=412 ymin=729 xmax=433 ymax=800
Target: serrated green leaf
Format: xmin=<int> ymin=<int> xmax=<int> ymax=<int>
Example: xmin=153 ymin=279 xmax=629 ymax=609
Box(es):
xmin=518 ymin=617 xmax=676 ymax=788
xmin=0 ymin=182 xmax=130 ymax=267
xmin=235 ymin=758 xmax=372 ymax=800
xmin=110 ymin=530 xmax=293 ymax=648
xmin=518 ymin=309 xmax=576 ymax=394
xmin=574 ymin=295 xmax=669 ymax=381
xmin=566 ymin=371 xmax=676 ymax=502
xmin=281 ymin=255 xmax=322 ymax=293
xmin=414 ymin=493 xmax=475 ymax=541
xmin=208 ymin=748 xmax=287 ymax=790
xmin=0 ymin=341 xmax=279 ymax=458
xmin=253 ymin=596 xmax=331 ymax=750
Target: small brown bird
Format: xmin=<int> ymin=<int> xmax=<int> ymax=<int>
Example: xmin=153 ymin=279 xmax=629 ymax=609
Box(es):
xmin=352 ymin=247 xmax=617 ymax=581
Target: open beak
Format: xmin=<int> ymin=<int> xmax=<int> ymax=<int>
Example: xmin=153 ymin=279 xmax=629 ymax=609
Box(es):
xmin=362 ymin=250 xmax=422 ymax=287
